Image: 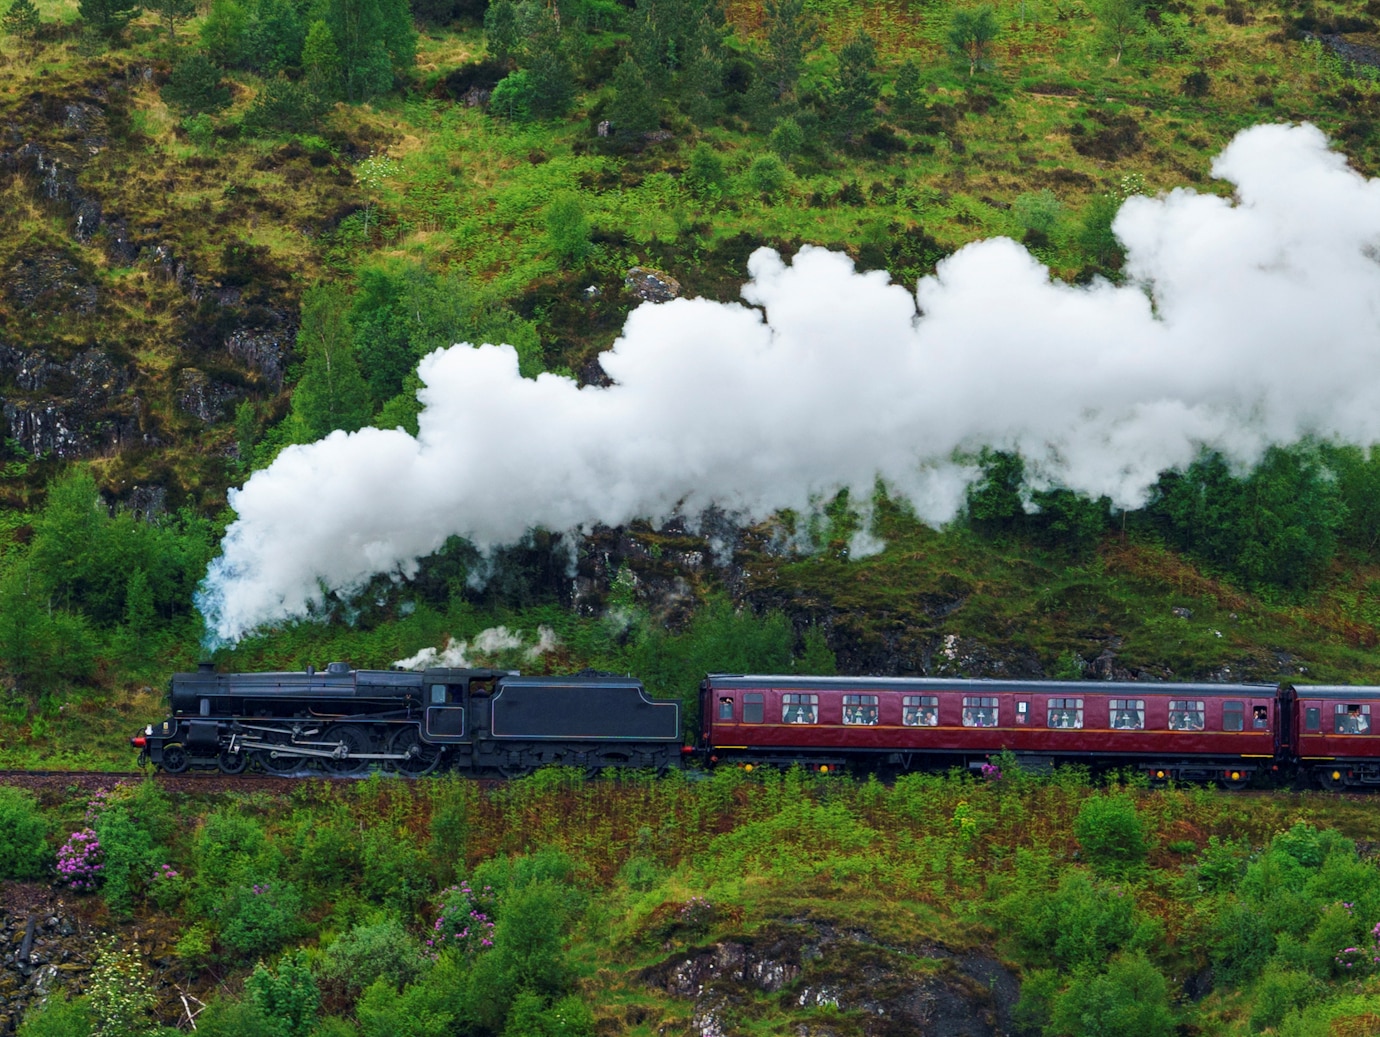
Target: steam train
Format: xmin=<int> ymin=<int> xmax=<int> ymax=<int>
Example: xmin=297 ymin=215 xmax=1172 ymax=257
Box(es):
xmin=132 ymin=663 xmax=1380 ymax=788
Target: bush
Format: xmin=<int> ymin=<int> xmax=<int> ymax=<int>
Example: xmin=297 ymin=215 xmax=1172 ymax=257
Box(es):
xmin=246 ymin=950 xmax=319 ymax=1037
xmin=0 ymin=787 xmax=49 ymax=880
xmin=1048 ymin=952 xmax=1175 ymax=1037
xmin=684 ymin=143 xmax=726 ymax=200
xmin=162 ymin=53 xmax=232 ymax=115
xmin=16 ymin=989 xmax=91 ymax=1037
xmin=1073 ymin=795 xmax=1147 ymax=879
xmin=489 ymin=70 xmax=534 ymax=120
xmin=1249 ymin=967 xmax=1322 ymax=1032
xmin=1209 ymin=899 xmax=1275 ymax=987
xmin=546 ymin=194 xmax=591 ymax=267
xmin=1017 ymin=871 xmax=1153 ymax=970
xmin=746 ymin=153 xmax=788 ymax=198
xmin=501 ymin=991 xmax=595 ymax=1037
xmin=320 ymin=917 xmax=431 ymax=993
xmin=218 ymin=880 xmax=303 ymax=958
xmin=243 ymin=76 xmax=328 ymax=136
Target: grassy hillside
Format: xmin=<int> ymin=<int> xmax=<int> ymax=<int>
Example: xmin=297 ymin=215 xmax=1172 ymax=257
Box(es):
xmin=4 ymin=0 xmax=1380 ymax=762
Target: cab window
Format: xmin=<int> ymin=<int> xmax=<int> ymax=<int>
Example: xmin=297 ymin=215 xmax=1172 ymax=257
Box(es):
xmin=902 ymin=695 xmax=938 ymax=726
xmin=429 ymin=684 xmax=447 ymax=705
xmin=743 ymin=694 xmax=764 ymax=724
xmin=1335 ymin=703 xmax=1372 ymax=735
xmin=842 ymin=694 xmax=879 ymax=725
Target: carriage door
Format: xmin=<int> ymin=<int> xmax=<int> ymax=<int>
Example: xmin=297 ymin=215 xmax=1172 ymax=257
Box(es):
xmin=425 ymin=683 xmax=467 ymax=741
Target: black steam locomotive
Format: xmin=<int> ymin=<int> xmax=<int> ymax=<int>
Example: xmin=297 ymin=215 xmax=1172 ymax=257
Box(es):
xmin=131 ymin=662 xmax=683 ymax=776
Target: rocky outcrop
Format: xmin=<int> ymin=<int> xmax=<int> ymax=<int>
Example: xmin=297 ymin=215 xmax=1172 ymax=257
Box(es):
xmin=641 ymin=919 xmax=1020 ymax=1037
xmin=0 ymin=346 xmax=145 ymax=459
xmin=175 ymin=368 xmax=240 ymax=424
xmin=0 ymin=893 xmax=93 ymax=1035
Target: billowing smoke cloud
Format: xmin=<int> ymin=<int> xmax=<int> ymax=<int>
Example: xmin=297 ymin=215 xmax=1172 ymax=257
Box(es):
xmin=392 ymin=625 xmax=560 ymax=669
xmin=199 ymin=123 xmax=1380 ymax=642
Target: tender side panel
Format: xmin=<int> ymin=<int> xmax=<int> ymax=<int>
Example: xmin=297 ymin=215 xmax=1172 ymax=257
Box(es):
xmin=491 ymin=681 xmax=680 ymax=741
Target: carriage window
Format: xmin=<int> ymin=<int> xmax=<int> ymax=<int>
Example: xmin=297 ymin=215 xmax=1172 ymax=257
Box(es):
xmin=429 ymin=684 xmax=447 ymax=705
xmin=743 ymin=694 xmax=764 ymax=724
xmin=1169 ymin=700 xmax=1206 ymax=731
xmin=718 ymin=697 xmax=734 ymax=721
xmin=1047 ymin=698 xmax=1084 ymax=729
xmin=1016 ymin=701 xmax=1029 ymax=725
xmin=1111 ymin=699 xmax=1145 ymax=730
xmin=1223 ymin=701 xmax=1245 ymax=732
xmin=1305 ymin=707 xmax=1321 ymax=732
xmin=842 ymin=694 xmax=879 ymax=725
xmin=903 ymin=695 xmax=939 ymax=727
xmin=1253 ymin=706 xmax=1269 ymax=729
xmin=782 ymin=694 xmax=818 ymax=724
xmin=1335 ymin=703 xmax=1372 ymax=735
xmin=962 ymin=696 xmax=998 ymax=727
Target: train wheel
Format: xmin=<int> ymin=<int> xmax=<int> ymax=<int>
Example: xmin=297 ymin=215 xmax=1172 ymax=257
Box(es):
xmin=1220 ymin=772 xmax=1250 ymax=791
xmin=161 ymin=745 xmax=189 ymax=774
xmin=1319 ymin=767 xmax=1349 ymax=791
xmin=388 ymin=727 xmax=441 ymax=777
xmin=218 ymin=748 xmax=249 ymax=775
xmin=257 ymin=746 xmax=300 ymax=773
xmin=322 ymin=725 xmax=371 ymax=775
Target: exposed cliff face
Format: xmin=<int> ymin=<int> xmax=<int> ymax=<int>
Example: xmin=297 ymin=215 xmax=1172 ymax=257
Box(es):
xmin=0 ymin=62 xmax=314 ymax=509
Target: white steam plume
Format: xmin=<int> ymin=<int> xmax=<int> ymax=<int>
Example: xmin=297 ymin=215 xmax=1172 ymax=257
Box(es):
xmin=200 ymin=123 xmax=1380 ymax=643
xmin=391 ymin=625 xmax=559 ymax=670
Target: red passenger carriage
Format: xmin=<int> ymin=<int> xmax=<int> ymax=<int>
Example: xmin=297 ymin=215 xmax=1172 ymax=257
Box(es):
xmin=701 ymin=675 xmax=1280 ymax=785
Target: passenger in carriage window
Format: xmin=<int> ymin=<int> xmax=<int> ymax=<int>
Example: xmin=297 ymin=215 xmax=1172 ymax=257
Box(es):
xmin=1253 ymin=706 xmax=1268 ymax=729
xmin=719 ymin=697 xmax=734 ymax=721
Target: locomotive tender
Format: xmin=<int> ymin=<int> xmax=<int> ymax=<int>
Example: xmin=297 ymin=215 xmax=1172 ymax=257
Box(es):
xmin=133 ymin=663 xmax=1380 ymax=788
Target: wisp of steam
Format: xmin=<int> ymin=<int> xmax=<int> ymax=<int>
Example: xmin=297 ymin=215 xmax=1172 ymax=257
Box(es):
xmin=198 ymin=123 xmax=1380 ymax=643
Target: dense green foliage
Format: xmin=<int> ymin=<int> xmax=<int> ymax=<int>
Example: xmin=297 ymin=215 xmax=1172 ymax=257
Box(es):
xmin=11 ymin=770 xmax=1380 ymax=1035
xmin=0 ymin=786 xmax=49 ymax=879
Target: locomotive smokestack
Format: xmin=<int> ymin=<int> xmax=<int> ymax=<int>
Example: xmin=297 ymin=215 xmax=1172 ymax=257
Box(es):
xmin=198 ymin=123 xmax=1380 ymax=643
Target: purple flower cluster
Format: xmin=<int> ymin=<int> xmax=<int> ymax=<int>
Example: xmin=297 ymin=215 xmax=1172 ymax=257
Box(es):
xmin=1334 ymin=919 xmax=1380 ymax=972
xmin=679 ymin=896 xmax=715 ymax=933
xmin=251 ymin=883 xmax=270 ymax=895
xmin=57 ymin=829 xmax=104 ymax=892
xmin=152 ymin=864 xmax=179 ymax=882
xmin=980 ymin=762 xmax=1003 ymax=782
xmin=429 ymin=882 xmax=496 ymax=955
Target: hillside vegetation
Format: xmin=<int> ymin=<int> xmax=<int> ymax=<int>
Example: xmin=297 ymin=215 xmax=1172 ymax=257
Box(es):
xmin=3 ymin=0 xmax=1380 ymax=761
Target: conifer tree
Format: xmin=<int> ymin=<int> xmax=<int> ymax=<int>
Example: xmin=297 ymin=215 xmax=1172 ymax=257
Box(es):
xmin=320 ymin=0 xmax=416 ymax=102
xmin=524 ymin=10 xmax=573 ymax=119
xmin=162 ymin=53 xmax=232 ymax=114
xmin=147 ymin=0 xmax=194 ymax=39
xmin=827 ymin=29 xmax=878 ymax=146
xmin=607 ymin=54 xmax=658 ymax=139
xmin=78 ymin=0 xmax=140 ymax=39
xmin=291 ymin=284 xmax=372 ymax=440
xmin=483 ymin=0 xmax=518 ymax=66
xmin=302 ymin=18 xmax=343 ymax=100
xmin=762 ymin=0 xmax=818 ymax=109
xmin=2 ymin=0 xmax=41 ymax=47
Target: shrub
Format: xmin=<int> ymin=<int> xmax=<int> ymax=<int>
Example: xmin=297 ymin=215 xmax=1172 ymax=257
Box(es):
xmin=321 ymin=916 xmax=431 ymax=993
xmin=1048 ymin=952 xmax=1175 ymax=1037
xmin=1073 ymin=794 xmax=1147 ymax=879
xmin=1017 ymin=871 xmax=1153 ymax=970
xmin=746 ymin=153 xmax=788 ymax=198
xmin=489 ymin=70 xmax=534 ymax=120
xmin=1011 ymin=968 xmax=1061 ymax=1035
xmin=243 ymin=76 xmax=328 ymax=136
xmin=684 ymin=144 xmax=726 ymax=200
xmin=246 ymin=950 xmax=319 ymax=1037
xmin=191 ymin=998 xmax=280 ymax=1037
xmin=502 ymin=991 xmax=595 ymax=1037
xmin=1208 ymin=898 xmax=1276 ymax=987
xmin=0 ymin=787 xmax=49 ymax=880
xmin=86 ymin=943 xmax=156 ymax=1037
xmin=218 ymin=880 xmax=303 ymax=958
xmin=1249 ymin=967 xmax=1322 ymax=1032
xmin=546 ymin=194 xmax=591 ymax=268
xmin=162 ymin=54 xmax=232 ymax=115
xmin=16 ymin=989 xmax=91 ymax=1037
